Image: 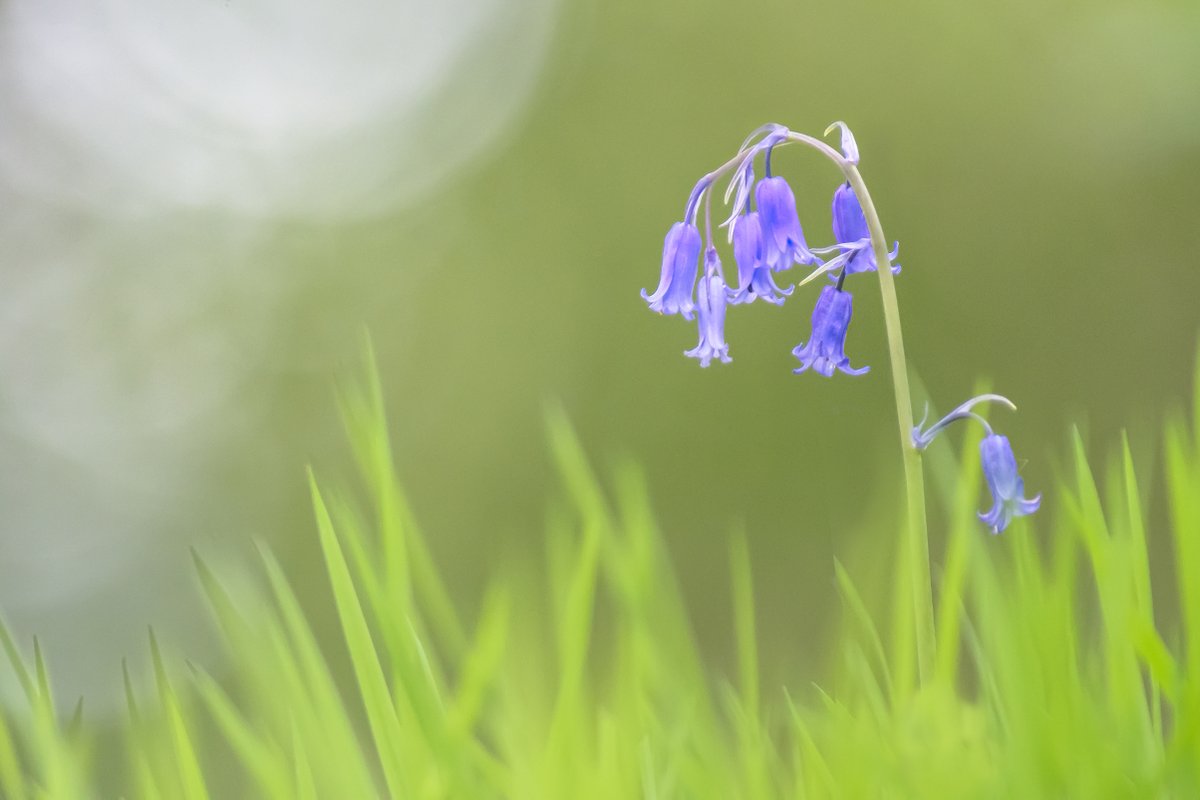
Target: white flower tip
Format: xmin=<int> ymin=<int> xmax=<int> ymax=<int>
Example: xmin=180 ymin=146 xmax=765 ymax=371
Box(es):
xmin=824 ymin=120 xmax=860 ymax=164
xmin=795 ymin=264 xmax=833 ymax=288
xmin=987 ymin=393 xmax=1018 ymax=412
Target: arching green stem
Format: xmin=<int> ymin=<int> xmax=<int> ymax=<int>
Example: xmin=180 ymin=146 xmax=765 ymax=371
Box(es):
xmin=703 ymin=125 xmax=935 ymax=686
xmin=839 ymin=164 xmax=934 ymax=686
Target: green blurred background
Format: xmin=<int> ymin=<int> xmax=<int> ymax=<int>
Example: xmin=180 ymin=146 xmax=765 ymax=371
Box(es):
xmin=2 ymin=0 xmax=1199 ymax=707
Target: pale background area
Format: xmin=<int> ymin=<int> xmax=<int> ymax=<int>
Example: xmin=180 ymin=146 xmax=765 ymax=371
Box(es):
xmin=0 ymin=0 xmax=558 ymax=706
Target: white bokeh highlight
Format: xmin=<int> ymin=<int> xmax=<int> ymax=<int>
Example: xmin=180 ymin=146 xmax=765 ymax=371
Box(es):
xmin=0 ymin=0 xmax=558 ymax=707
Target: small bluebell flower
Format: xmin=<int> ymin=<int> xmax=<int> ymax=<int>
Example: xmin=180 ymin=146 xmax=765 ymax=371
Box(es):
xmin=978 ymin=434 xmax=1041 ymax=534
xmin=642 ymin=222 xmax=701 ymax=319
xmin=730 ymin=212 xmax=793 ymax=305
xmin=755 ymin=177 xmax=819 ymax=270
xmin=792 ymin=285 xmax=868 ymax=377
xmin=685 ymin=249 xmax=732 ymax=367
xmin=831 ymin=183 xmax=900 ymax=276
xmin=910 ymin=394 xmax=1039 ymax=533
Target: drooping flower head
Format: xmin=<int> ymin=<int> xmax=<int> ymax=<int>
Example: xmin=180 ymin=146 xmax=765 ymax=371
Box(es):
xmin=978 ymin=434 xmax=1041 ymax=534
xmin=641 ymin=221 xmax=701 ymax=319
xmin=831 ymin=182 xmax=900 ymax=276
xmin=685 ymin=248 xmax=731 ymax=367
xmin=910 ymin=395 xmax=1040 ymax=533
xmin=792 ymin=285 xmax=868 ymax=377
xmin=755 ymin=176 xmax=818 ymax=270
xmin=729 ymin=211 xmax=793 ymax=305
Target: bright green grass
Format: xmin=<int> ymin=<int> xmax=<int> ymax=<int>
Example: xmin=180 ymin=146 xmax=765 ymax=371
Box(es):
xmin=3 ymin=354 xmax=1200 ymax=798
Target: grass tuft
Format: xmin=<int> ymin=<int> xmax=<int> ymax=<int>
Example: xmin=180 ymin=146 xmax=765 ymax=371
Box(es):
xmin=3 ymin=355 xmax=1200 ymax=797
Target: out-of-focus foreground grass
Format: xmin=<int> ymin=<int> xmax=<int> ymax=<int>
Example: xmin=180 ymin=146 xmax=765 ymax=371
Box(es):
xmin=1 ymin=351 xmax=1199 ymax=798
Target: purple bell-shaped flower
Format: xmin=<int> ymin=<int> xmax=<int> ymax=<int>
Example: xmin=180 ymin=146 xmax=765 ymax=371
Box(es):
xmin=831 ymin=182 xmax=899 ymax=276
xmin=792 ymin=285 xmax=868 ymax=377
xmin=685 ymin=248 xmax=732 ymax=367
xmin=755 ymin=177 xmax=818 ymax=270
xmin=642 ymin=222 xmax=701 ymax=319
xmin=978 ymin=434 xmax=1041 ymax=534
xmin=730 ymin=212 xmax=793 ymax=305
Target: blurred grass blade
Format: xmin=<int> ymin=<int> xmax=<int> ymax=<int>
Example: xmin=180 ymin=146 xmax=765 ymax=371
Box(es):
xmin=308 ymin=469 xmax=409 ymax=798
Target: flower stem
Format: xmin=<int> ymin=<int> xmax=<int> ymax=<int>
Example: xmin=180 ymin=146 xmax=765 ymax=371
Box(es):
xmin=736 ymin=127 xmax=933 ymax=686
xmin=840 ymin=164 xmax=935 ymax=687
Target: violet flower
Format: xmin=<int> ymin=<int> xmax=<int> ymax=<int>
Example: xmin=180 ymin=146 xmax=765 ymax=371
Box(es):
xmin=792 ymin=285 xmax=868 ymax=377
xmin=831 ymin=182 xmax=899 ymax=276
xmin=730 ymin=212 xmax=793 ymax=305
xmin=911 ymin=394 xmax=1040 ymax=534
xmin=642 ymin=221 xmax=701 ymax=319
xmin=978 ymin=434 xmax=1041 ymax=534
xmin=755 ymin=177 xmax=818 ymax=270
xmin=685 ymin=248 xmax=732 ymax=367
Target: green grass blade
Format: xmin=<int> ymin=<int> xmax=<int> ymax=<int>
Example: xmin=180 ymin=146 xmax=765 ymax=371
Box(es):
xmin=0 ymin=618 xmax=35 ymax=703
xmin=833 ymin=560 xmax=891 ymax=700
xmin=730 ymin=532 xmax=759 ymax=719
xmin=308 ymin=470 xmax=409 ymax=798
xmin=188 ymin=663 xmax=289 ymax=798
xmin=449 ymin=583 xmax=510 ymax=738
xmin=0 ymin=710 xmax=26 ymax=800
xmin=255 ymin=544 xmax=382 ymax=798
xmin=148 ymin=630 xmax=209 ymax=800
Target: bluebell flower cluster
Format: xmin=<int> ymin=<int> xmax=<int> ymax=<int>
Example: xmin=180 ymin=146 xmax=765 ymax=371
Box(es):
xmin=640 ymin=123 xmax=884 ymax=376
xmin=641 ymin=122 xmax=1040 ymax=533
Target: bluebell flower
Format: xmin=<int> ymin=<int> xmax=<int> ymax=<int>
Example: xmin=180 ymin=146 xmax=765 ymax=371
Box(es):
xmin=730 ymin=212 xmax=792 ymax=305
xmin=910 ymin=394 xmax=1039 ymax=533
xmin=978 ymin=434 xmax=1041 ymax=534
xmin=755 ymin=177 xmax=818 ymax=270
xmin=792 ymin=285 xmax=868 ymax=377
xmin=831 ymin=183 xmax=899 ymax=276
xmin=685 ymin=250 xmax=731 ymax=367
xmin=642 ymin=222 xmax=701 ymax=319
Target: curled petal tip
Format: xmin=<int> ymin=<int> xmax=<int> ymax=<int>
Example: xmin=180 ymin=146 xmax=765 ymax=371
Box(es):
xmin=824 ymin=121 xmax=859 ymax=164
xmin=978 ymin=394 xmax=1018 ymax=412
xmin=796 ymin=254 xmax=847 ymax=289
xmin=917 ymin=403 xmax=931 ymax=428
xmin=795 ymin=271 xmax=825 ymax=289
